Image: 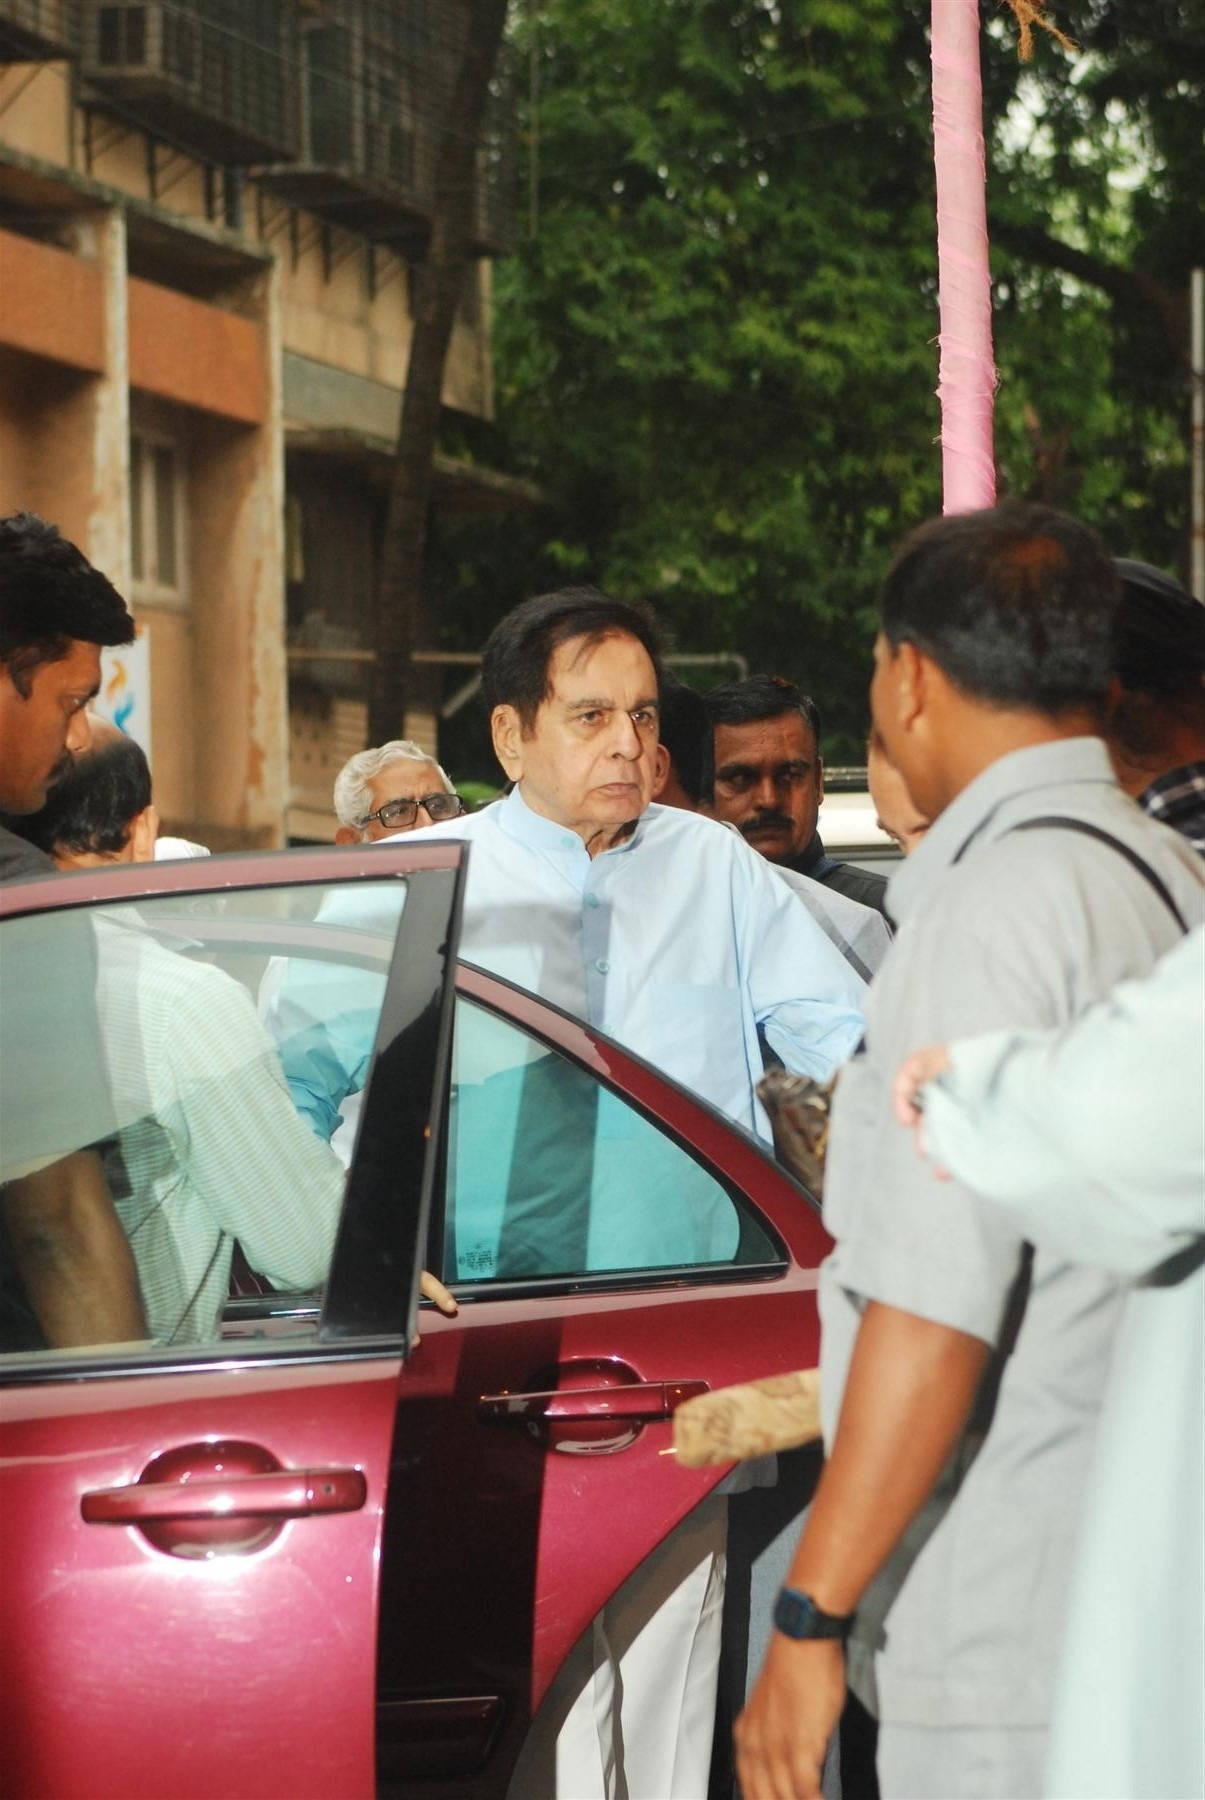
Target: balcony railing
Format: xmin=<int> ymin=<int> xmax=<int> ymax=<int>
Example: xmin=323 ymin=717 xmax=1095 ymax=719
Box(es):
xmin=255 ymin=0 xmax=516 ymax=255
xmin=56 ymin=2 xmax=515 ymax=255
xmin=0 ymin=0 xmax=76 ymax=60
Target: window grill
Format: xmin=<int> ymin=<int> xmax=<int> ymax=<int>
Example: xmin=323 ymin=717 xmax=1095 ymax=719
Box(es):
xmin=258 ymin=0 xmax=516 ymax=256
xmin=0 ymin=0 xmax=76 ymax=61
xmin=80 ymin=1 xmax=297 ymax=164
xmin=61 ymin=3 xmax=516 ymax=256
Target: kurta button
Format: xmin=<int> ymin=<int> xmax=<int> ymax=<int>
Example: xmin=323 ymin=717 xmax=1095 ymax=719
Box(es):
xmin=585 ymin=893 xmax=600 ymax=909
xmin=595 ymin=958 xmax=609 ymax=973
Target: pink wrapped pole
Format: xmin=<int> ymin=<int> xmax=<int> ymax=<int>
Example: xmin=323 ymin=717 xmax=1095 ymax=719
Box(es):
xmin=931 ymin=0 xmax=997 ymax=512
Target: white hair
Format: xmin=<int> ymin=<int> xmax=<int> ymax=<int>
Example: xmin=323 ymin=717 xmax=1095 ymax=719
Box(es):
xmin=333 ymin=739 xmax=455 ymax=827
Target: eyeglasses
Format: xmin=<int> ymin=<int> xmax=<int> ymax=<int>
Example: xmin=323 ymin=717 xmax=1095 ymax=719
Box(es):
xmin=358 ymin=793 xmax=465 ymax=831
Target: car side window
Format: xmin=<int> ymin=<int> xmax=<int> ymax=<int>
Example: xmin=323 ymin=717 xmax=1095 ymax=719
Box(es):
xmin=444 ymin=995 xmax=777 ymax=1284
xmin=0 ymin=881 xmax=403 ymax=1362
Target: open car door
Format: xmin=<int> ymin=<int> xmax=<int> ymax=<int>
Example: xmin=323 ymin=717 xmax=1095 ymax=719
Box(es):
xmin=372 ymin=967 xmax=834 ymax=1794
xmin=0 ymin=842 xmax=464 ymax=1800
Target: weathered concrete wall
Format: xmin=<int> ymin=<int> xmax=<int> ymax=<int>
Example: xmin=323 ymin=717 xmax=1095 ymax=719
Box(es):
xmin=282 ymin=351 xmax=398 ymax=442
xmin=0 ymin=64 xmax=70 ymax=164
xmin=0 ymin=226 xmax=105 ymax=372
xmin=186 ymin=260 xmax=285 ymax=850
xmin=129 ymin=279 xmax=267 ymax=425
xmin=83 ymin=210 xmax=130 ymax=592
xmin=1 ymin=60 xmax=502 ymax=843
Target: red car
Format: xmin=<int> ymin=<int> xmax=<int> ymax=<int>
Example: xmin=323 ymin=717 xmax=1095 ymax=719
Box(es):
xmin=0 ymin=842 xmax=830 ymax=1799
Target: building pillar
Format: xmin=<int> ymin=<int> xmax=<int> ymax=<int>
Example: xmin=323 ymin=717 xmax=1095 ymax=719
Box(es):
xmin=189 ymin=254 xmax=288 ymax=849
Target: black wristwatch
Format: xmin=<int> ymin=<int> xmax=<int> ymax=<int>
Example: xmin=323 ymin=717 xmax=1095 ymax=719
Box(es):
xmin=772 ymin=1586 xmax=854 ymax=1641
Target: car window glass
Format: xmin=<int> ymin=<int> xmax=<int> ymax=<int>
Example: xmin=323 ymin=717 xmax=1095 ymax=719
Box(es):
xmin=445 ymin=995 xmax=777 ymax=1283
xmin=0 ymin=880 xmax=403 ymax=1362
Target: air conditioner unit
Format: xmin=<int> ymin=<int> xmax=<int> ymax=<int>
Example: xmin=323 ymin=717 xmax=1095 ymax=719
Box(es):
xmin=0 ymin=0 xmax=74 ymax=60
xmin=89 ymin=3 xmax=200 ymax=93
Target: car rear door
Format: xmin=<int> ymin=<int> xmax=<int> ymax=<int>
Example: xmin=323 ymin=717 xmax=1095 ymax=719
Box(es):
xmin=0 ymin=843 xmax=463 ymax=1800
xmin=374 ymin=965 xmax=833 ymax=1794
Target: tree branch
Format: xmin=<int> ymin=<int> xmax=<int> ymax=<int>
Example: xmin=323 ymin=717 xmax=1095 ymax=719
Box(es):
xmin=992 ymin=219 xmax=1189 ymax=363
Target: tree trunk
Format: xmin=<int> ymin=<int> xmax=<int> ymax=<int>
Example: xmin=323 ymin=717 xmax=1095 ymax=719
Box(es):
xmin=368 ymin=0 xmax=509 ymax=747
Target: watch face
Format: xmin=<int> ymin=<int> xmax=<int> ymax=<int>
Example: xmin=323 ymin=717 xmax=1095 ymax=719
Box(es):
xmin=773 ymin=1587 xmax=851 ymax=1641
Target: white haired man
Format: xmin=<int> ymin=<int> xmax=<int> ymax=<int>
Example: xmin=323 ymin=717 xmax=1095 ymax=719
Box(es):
xmin=333 ymin=739 xmax=463 ymax=843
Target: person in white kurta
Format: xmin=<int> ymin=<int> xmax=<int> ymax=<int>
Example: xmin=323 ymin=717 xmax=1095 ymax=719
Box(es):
xmin=895 ymin=926 xmax=1205 ymax=1800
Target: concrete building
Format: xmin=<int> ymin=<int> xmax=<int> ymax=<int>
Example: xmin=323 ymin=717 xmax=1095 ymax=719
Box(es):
xmin=0 ymin=1 xmax=523 ymax=846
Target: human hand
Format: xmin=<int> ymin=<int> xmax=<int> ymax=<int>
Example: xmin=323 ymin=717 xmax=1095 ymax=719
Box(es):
xmin=419 ymin=1269 xmax=459 ymax=1316
xmin=735 ymin=1634 xmax=845 ymax=1800
xmin=892 ymin=1043 xmax=950 ymax=1126
xmin=891 ymin=1044 xmax=954 ymax=1172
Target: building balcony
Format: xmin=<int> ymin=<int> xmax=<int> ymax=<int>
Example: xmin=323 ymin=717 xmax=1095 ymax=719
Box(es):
xmin=79 ymin=0 xmax=298 ymax=164
xmin=256 ymin=0 xmax=515 ymax=255
xmin=0 ymin=0 xmax=76 ymax=60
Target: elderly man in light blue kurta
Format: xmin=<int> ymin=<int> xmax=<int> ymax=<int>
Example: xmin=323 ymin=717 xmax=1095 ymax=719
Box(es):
xmin=272 ymin=585 xmax=865 ymax=1800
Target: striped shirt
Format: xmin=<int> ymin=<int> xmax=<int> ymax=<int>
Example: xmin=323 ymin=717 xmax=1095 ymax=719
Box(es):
xmin=1140 ymin=760 xmax=1205 ymax=853
xmin=96 ymin=912 xmax=343 ymax=1343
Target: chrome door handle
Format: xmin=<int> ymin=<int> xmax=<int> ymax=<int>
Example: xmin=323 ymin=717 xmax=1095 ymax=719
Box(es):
xmin=478 ymin=1379 xmax=708 ymax=1427
xmin=82 ymin=1466 xmax=367 ymax=1524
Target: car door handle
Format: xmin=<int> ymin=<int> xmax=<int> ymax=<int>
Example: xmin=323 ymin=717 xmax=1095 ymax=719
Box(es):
xmin=478 ymin=1379 xmax=709 ymax=1427
xmin=81 ymin=1466 xmax=367 ymax=1525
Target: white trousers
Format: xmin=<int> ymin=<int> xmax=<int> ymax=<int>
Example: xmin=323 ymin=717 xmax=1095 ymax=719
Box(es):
xmin=508 ymin=1495 xmax=727 ymax=1800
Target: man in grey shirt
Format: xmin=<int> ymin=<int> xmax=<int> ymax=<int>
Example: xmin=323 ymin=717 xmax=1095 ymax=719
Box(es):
xmin=736 ymin=503 xmax=1205 ymax=1800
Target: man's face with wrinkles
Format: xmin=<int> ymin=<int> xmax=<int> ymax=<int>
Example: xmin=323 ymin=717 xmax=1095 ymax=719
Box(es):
xmin=708 ymin=710 xmax=823 ymax=864
xmin=0 ymin=639 xmax=101 ymax=814
xmin=491 ymin=630 xmax=660 ymax=851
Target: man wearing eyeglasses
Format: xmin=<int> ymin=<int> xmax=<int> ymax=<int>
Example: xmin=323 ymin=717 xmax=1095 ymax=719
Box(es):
xmin=292 ymin=739 xmax=464 ymax=1164
xmin=332 ymin=738 xmax=464 ymax=843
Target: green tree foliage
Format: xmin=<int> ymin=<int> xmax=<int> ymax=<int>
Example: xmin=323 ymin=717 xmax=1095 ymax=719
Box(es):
xmin=985 ymin=0 xmax=1203 ymax=567
xmin=434 ymin=0 xmax=1201 ymax=765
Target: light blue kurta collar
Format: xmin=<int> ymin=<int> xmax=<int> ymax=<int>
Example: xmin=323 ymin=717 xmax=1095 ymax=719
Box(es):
xmin=498 ymin=783 xmax=649 ymax=863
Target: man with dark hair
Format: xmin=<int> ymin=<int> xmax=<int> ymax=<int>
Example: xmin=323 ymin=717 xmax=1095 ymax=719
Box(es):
xmin=0 ymin=511 xmax=135 ymax=867
xmin=703 ymin=674 xmax=889 ymax=916
xmin=18 ymin=715 xmax=159 ymax=863
xmin=0 ymin=513 xmax=144 ymax=1351
xmin=651 ymin=667 xmax=710 ymax=809
xmin=737 ymin=503 xmax=1205 ymax=1800
xmin=652 ymin=672 xmax=890 ymax=982
xmin=1106 ymin=558 xmax=1205 ymax=851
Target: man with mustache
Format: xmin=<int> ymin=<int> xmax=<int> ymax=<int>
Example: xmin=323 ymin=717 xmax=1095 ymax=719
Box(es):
xmin=0 ymin=510 xmax=144 ymax=1350
xmin=704 ymin=675 xmax=889 ymax=917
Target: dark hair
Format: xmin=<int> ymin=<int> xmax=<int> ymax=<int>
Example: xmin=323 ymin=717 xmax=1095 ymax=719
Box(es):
xmin=1109 ymin=559 xmax=1205 ymax=762
xmin=0 ymin=512 xmax=134 ymax=693
xmin=699 ymin=676 xmax=821 ymax=803
xmin=702 ymin=674 xmax=822 ymax=743
xmin=657 ymin=671 xmax=709 ymax=805
xmin=14 ymin=731 xmax=152 ymax=857
xmin=481 ymin=586 xmax=662 ymax=729
xmin=1112 ymin=560 xmax=1204 ymax=697
xmin=879 ymin=502 xmax=1118 ymax=712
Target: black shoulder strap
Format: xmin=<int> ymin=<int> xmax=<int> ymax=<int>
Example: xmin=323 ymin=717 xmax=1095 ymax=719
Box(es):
xmin=968 ymin=815 xmax=1188 ymax=934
